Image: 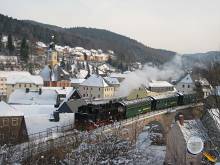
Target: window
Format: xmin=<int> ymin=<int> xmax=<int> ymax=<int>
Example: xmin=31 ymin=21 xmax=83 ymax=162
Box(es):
xmin=0 ymin=134 xmax=4 ymax=140
xmin=83 ymin=94 xmax=85 ymax=97
xmin=12 ymin=118 xmax=18 ymax=126
xmin=188 ymin=85 xmax=190 ymax=88
xmin=19 ymin=84 xmax=21 ymax=88
xmin=24 ymin=84 xmax=26 ymax=87
xmin=3 ymin=118 xmax=9 ymax=126
xmin=99 ymin=88 xmax=100 ymax=91
xmin=182 ymin=84 xmax=185 ymax=88
xmin=91 ymin=88 xmax=93 ymax=90
xmin=12 ymin=84 xmax=14 ymax=88
xmin=98 ymin=94 xmax=100 ymax=98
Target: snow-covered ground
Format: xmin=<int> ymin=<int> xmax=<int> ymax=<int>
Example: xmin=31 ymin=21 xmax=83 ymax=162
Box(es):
xmin=64 ymin=125 xmax=166 ymax=165
xmin=134 ymin=126 xmax=166 ymax=165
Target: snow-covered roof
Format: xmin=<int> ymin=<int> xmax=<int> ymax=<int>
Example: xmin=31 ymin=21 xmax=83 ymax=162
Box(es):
xmin=0 ymin=71 xmax=30 ymax=78
xmin=178 ymin=74 xmax=194 ymax=84
xmin=0 ymin=101 xmax=23 ymax=116
xmin=24 ymin=113 xmax=75 ymax=135
xmin=6 ymin=75 xmax=43 ymax=85
xmin=1 ymin=36 xmax=8 ymax=42
xmin=207 ymin=109 xmax=220 ymax=130
xmin=11 ymin=105 xmax=55 ymax=116
xmin=74 ymin=47 xmax=85 ymax=51
xmin=0 ymin=55 xmax=18 ymax=61
xmin=8 ymin=89 xmax=57 ymax=105
xmin=76 ymin=69 xmax=88 ymax=79
xmin=70 ymin=78 xmax=85 ymax=84
xmin=56 ymin=87 xmax=73 ymax=95
xmin=149 ymin=81 xmax=173 ymax=88
xmin=179 ymin=119 xmax=209 ymax=142
xmin=36 ymin=41 xmax=47 ymax=48
xmin=104 ymin=77 xmax=120 ymax=85
xmin=80 ymin=74 xmax=109 ymax=87
xmin=40 ymin=65 xmax=51 ymax=81
xmin=110 ymin=73 xmax=126 ymax=78
xmin=40 ymin=65 xmax=70 ymax=82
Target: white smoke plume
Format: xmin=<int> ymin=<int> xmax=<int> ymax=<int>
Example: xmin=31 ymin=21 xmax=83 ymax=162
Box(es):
xmin=116 ymin=55 xmax=185 ymax=97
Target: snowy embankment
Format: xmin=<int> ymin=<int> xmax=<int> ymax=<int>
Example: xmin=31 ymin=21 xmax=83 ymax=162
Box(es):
xmin=64 ymin=126 xmax=166 ymax=165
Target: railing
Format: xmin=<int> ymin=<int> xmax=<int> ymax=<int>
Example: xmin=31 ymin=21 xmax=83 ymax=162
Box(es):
xmin=28 ymin=123 xmax=75 ymax=141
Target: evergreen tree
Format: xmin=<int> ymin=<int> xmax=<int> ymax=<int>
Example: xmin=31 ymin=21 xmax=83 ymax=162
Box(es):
xmin=60 ymin=56 xmax=65 ymax=69
xmin=92 ymin=65 xmax=95 ymax=73
xmin=86 ymin=62 xmax=90 ymax=76
xmin=0 ymin=33 xmax=2 ymax=52
xmin=20 ymin=37 xmax=29 ymax=62
xmin=96 ymin=67 xmax=99 ymax=75
xmin=82 ymin=62 xmax=85 ymax=69
xmin=7 ymin=34 xmax=15 ymax=54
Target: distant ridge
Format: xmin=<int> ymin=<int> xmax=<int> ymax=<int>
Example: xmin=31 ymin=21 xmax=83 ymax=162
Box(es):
xmin=0 ymin=14 xmax=176 ymax=64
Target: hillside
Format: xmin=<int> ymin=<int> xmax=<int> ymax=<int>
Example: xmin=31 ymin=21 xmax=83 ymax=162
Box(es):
xmin=182 ymin=51 xmax=220 ymax=68
xmin=0 ymin=14 xmax=176 ymax=64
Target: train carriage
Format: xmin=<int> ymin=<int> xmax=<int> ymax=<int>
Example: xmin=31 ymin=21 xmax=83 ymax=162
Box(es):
xmin=151 ymin=93 xmax=179 ymax=110
xmin=178 ymin=92 xmax=198 ymax=105
xmin=118 ymin=97 xmax=152 ymax=118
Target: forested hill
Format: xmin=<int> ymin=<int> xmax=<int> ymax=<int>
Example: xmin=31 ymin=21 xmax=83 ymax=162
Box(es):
xmin=0 ymin=14 xmax=176 ymax=64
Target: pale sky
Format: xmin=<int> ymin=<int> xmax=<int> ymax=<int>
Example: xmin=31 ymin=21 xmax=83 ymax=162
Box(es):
xmin=0 ymin=0 xmax=220 ymax=53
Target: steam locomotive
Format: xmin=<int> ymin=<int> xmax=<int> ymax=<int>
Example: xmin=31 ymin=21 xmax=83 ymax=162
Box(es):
xmin=75 ymin=92 xmax=198 ymax=130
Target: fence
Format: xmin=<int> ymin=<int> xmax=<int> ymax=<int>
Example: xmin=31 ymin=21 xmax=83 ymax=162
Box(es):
xmin=28 ymin=123 xmax=75 ymax=141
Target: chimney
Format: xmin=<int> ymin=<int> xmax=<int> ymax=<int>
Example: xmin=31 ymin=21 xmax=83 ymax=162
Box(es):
xmin=39 ymin=88 xmax=42 ymax=95
xmin=179 ymin=114 xmax=184 ymax=126
xmin=25 ymin=88 xmax=30 ymax=93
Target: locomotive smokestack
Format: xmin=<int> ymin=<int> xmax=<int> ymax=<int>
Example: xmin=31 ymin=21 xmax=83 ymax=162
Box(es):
xmin=179 ymin=114 xmax=184 ymax=126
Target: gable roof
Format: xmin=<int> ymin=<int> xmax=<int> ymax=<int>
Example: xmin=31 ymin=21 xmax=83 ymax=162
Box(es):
xmin=80 ymin=74 xmax=108 ymax=87
xmin=7 ymin=75 xmax=43 ymax=85
xmin=176 ymin=73 xmax=194 ymax=84
xmin=0 ymin=101 xmax=23 ymax=116
xmin=179 ymin=119 xmax=209 ymax=142
xmin=104 ymin=77 xmax=120 ymax=85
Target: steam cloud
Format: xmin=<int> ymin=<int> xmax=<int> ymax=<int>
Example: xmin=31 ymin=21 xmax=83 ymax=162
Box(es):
xmin=115 ymin=55 xmax=185 ymax=97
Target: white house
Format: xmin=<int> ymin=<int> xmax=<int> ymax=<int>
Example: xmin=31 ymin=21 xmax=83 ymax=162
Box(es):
xmin=79 ymin=74 xmax=115 ymax=99
xmin=175 ymin=74 xmax=195 ymax=94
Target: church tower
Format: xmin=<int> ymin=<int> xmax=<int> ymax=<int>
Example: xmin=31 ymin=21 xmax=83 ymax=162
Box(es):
xmin=47 ymin=36 xmax=58 ymax=67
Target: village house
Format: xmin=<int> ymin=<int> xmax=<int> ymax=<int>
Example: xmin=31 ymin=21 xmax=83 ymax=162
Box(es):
xmin=195 ymin=78 xmax=212 ymax=98
xmin=79 ymin=74 xmax=115 ymax=99
xmin=165 ymin=116 xmax=211 ymax=165
xmin=0 ymin=71 xmax=43 ymax=99
xmin=175 ymin=73 xmax=195 ymax=94
xmin=6 ymin=74 xmax=43 ymax=99
xmin=70 ymin=78 xmax=85 ymax=88
xmin=0 ymin=101 xmax=28 ymax=145
xmin=148 ymin=81 xmax=174 ymax=93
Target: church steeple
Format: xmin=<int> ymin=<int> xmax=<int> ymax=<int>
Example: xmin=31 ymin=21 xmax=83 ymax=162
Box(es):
xmin=47 ymin=35 xmax=58 ymax=67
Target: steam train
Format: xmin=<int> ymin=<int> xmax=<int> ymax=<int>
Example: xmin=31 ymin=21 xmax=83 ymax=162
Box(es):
xmin=75 ymin=92 xmax=198 ymax=130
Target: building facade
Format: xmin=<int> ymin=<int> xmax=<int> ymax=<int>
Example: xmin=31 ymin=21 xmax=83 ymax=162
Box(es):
xmin=0 ymin=101 xmax=28 ymax=145
xmin=6 ymin=75 xmax=43 ymax=98
xmin=175 ymin=74 xmax=195 ymax=94
xmin=79 ymin=74 xmax=115 ymax=99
